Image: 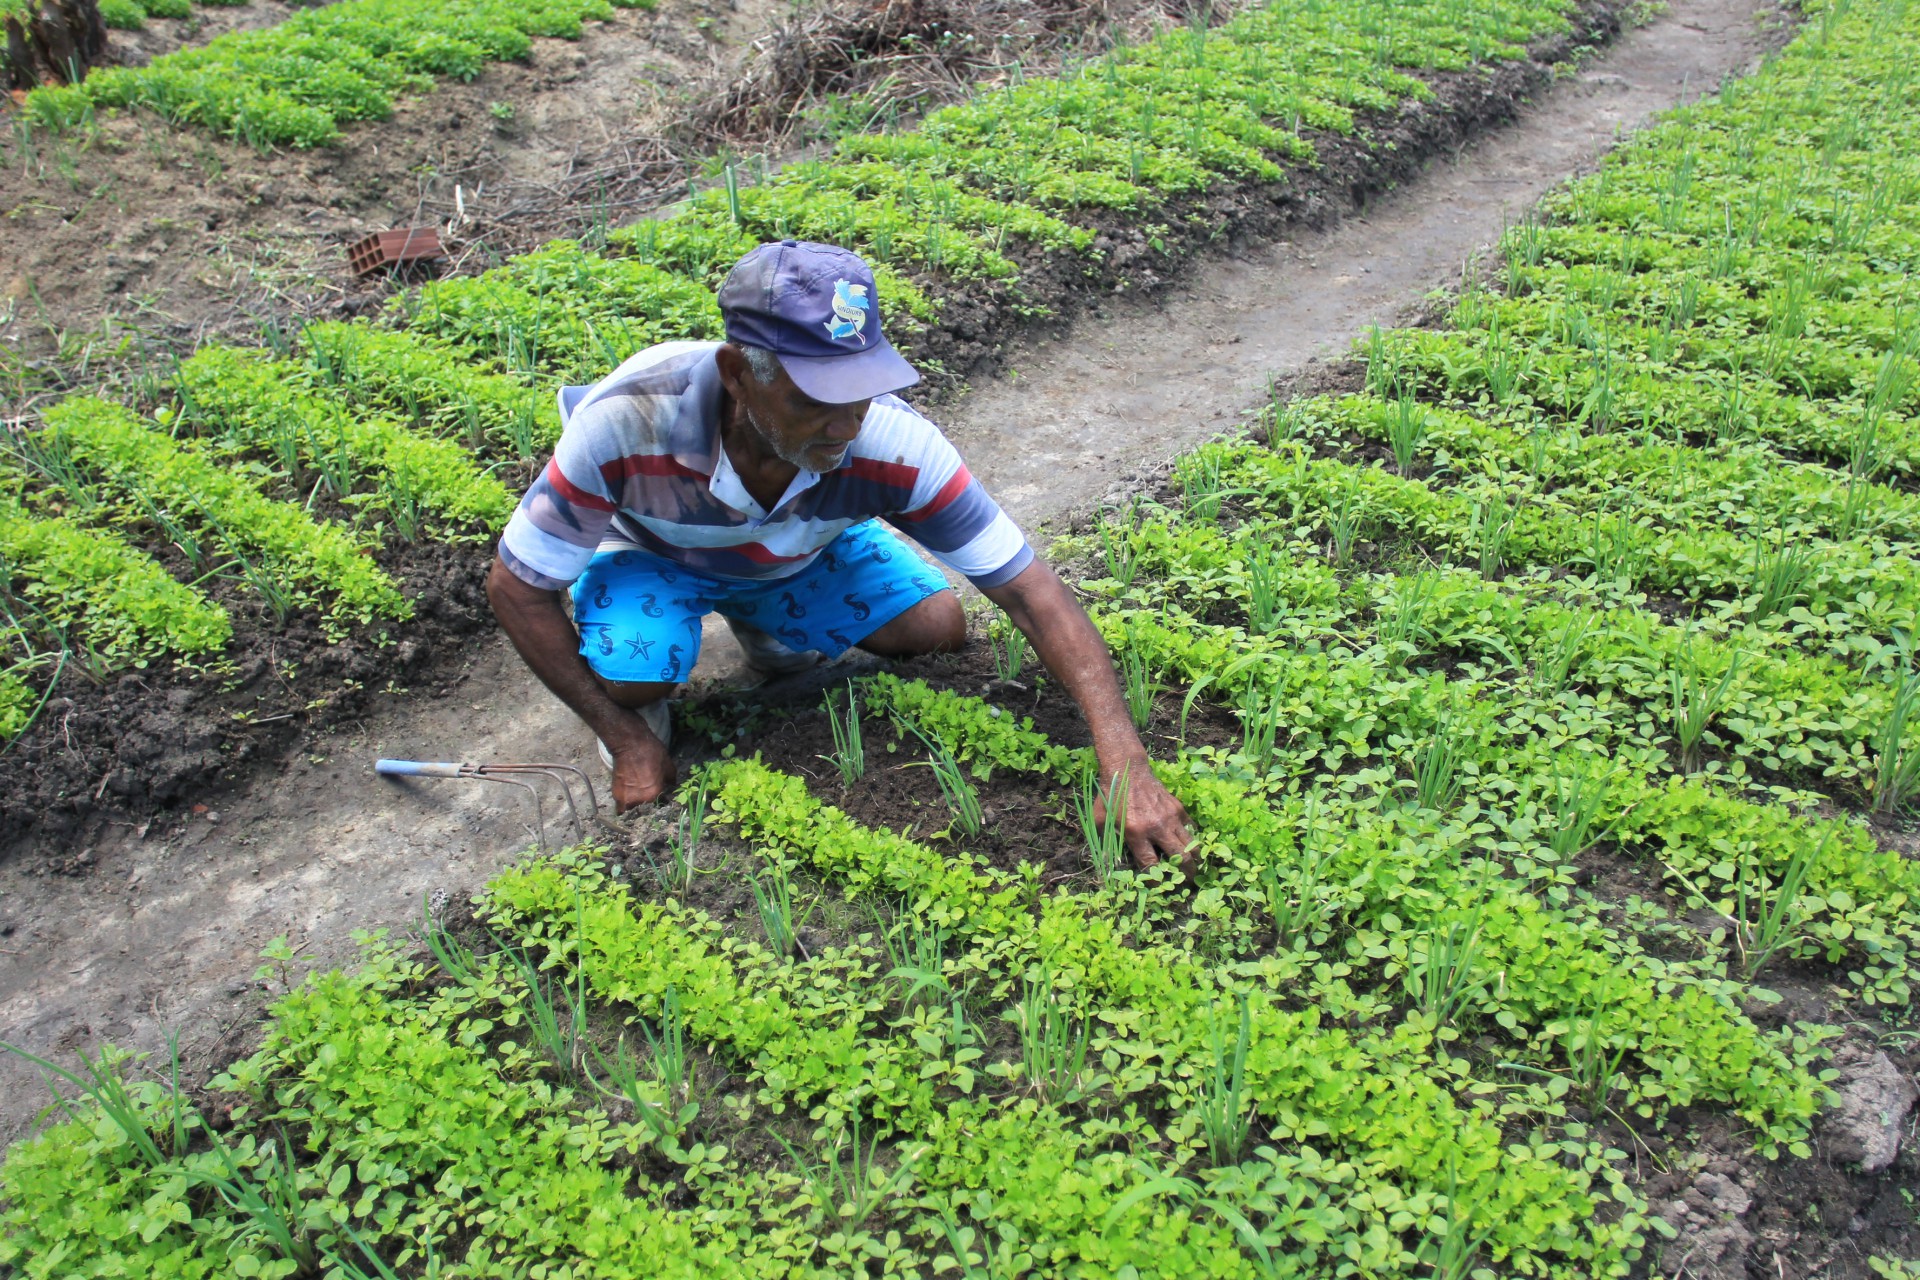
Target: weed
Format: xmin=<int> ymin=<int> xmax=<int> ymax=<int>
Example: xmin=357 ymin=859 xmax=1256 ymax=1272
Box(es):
xmin=1075 ymin=764 xmax=1130 ymax=880
xmin=0 ymin=1035 xmax=195 ymax=1168
xmin=821 ymin=685 xmax=865 ymax=785
xmin=1668 ymin=642 xmax=1746 ymax=773
xmin=1012 ymin=967 xmax=1097 ymax=1104
xmin=1196 ymin=992 xmax=1253 ymax=1166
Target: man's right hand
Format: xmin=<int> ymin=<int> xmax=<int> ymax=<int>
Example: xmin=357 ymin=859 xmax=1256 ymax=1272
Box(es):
xmin=607 ymin=723 xmax=677 ymax=811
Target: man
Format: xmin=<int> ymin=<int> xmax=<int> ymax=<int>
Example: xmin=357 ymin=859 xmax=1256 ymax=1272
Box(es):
xmin=486 ymin=240 xmax=1193 ymax=872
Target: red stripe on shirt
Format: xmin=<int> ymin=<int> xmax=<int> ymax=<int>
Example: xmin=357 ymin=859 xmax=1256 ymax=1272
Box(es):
xmin=601 ymin=453 xmax=710 ymax=487
xmin=846 ymin=456 xmax=918 ymax=493
xmin=546 ymin=458 xmax=618 ymax=512
xmin=897 ymin=466 xmax=972 ymax=524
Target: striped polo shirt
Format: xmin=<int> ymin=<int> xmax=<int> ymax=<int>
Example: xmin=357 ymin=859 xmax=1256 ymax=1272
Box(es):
xmin=498 ymin=341 xmax=1034 ymax=592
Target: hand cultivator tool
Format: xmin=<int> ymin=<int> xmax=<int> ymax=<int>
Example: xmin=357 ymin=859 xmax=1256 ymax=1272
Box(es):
xmin=375 ymin=759 xmax=601 ymax=851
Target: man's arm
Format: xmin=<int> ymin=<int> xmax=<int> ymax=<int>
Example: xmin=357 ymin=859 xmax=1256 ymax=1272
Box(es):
xmin=486 ymin=556 xmax=675 ymax=810
xmin=982 ymin=559 xmax=1193 ymax=874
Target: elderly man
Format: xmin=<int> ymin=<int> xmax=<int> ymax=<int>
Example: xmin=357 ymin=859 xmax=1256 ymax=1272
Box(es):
xmin=486 ymin=240 xmax=1192 ymax=871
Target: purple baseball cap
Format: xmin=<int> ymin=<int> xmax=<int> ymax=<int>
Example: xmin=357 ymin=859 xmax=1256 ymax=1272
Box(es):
xmin=716 ymin=240 xmax=920 ymax=404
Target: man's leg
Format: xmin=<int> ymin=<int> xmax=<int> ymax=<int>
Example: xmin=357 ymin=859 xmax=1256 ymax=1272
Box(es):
xmin=858 ymin=590 xmax=965 ymax=657
xmin=570 ymin=548 xmax=713 ymax=749
xmin=719 ymin=521 xmax=966 ymax=663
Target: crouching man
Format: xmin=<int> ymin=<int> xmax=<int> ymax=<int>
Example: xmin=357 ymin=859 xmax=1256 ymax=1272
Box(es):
xmin=486 ymin=239 xmax=1192 ymax=872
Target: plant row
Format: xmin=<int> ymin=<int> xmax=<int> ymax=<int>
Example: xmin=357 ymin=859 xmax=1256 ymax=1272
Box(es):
xmin=21 ymin=0 xmax=659 ymax=147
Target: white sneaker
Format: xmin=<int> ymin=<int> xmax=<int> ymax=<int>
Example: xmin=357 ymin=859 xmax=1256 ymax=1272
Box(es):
xmin=725 ymin=616 xmax=821 ymax=680
xmin=596 ymin=700 xmax=670 ymax=769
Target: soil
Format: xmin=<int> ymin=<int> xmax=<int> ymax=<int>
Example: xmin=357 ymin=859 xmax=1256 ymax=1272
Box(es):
xmin=13 ymin=2 xmax=1915 ymax=1274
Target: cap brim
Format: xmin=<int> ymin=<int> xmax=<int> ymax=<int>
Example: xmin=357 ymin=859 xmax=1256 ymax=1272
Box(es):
xmin=779 ymin=338 xmax=920 ymax=404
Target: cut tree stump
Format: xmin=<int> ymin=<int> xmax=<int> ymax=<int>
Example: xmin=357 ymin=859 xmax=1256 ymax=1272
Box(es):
xmin=3 ymin=0 xmax=106 ymax=93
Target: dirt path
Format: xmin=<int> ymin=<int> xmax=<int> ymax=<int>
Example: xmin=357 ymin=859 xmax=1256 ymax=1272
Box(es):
xmin=0 ymin=0 xmax=1783 ymax=1146
xmin=951 ymin=0 xmax=1784 ymax=521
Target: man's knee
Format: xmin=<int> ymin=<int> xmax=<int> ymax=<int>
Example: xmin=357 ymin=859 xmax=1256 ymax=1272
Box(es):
xmin=860 ymin=590 xmax=966 ymax=657
xmin=595 ymin=677 xmax=678 ymax=708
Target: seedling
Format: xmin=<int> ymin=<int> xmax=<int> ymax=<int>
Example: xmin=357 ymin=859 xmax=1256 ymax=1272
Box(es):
xmin=1075 ymin=764 xmax=1130 ymax=880
xmin=1386 ymin=392 xmax=1427 ymax=475
xmin=986 ymin=618 xmax=1028 ymax=682
xmin=1376 ymin=571 xmax=1437 ymax=667
xmin=1871 ymin=666 xmax=1920 ymax=817
xmin=667 ymin=777 xmax=708 ymax=895
xmin=882 ymin=913 xmax=952 ymax=1009
xmin=1668 ymin=642 xmax=1746 ymax=773
xmin=1177 ymin=447 xmax=1229 ymax=522
xmin=1410 ymin=866 xmax=1495 ymax=1028
xmin=1237 ymin=688 xmax=1284 ymax=775
xmin=821 ymin=685 xmax=866 ymax=785
xmin=1567 ymin=986 xmax=1630 ymax=1114
xmin=1098 ymin=500 xmax=1142 ymax=587
xmin=1120 ymin=629 xmax=1157 ymax=730
xmin=1196 ymin=992 xmax=1254 ymax=1167
xmin=589 ymin=987 xmax=698 ymax=1143
xmin=778 ymin=1117 xmax=926 ymax=1228
xmin=1535 ymin=609 xmax=1594 ymax=693
xmin=1749 ymin=534 xmax=1816 ymax=620
xmin=420 ymin=892 xmax=480 ymax=985
xmin=504 ymin=941 xmax=588 ymax=1080
xmin=920 ymin=741 xmax=984 ymax=837
xmin=1733 ymin=829 xmax=1827 ymax=978
xmin=1410 ymin=716 xmax=1466 ymax=813
xmin=1469 ymin=491 xmax=1518 ymax=579
xmin=1012 ymin=967 xmax=1098 ymax=1104
xmin=1258 ymin=803 xmax=1327 ymax=951
xmin=748 ymin=855 xmax=817 ymax=958
xmin=196 ymin=1130 xmax=322 ymax=1274
xmin=1246 ymin=538 xmax=1285 ymax=632
xmin=2 ymin=1034 xmax=196 ymax=1168
xmin=1546 ymin=764 xmax=1612 ymax=859
xmin=1326 ymin=474 xmax=1367 ymax=567
xmin=1417 ymin=1159 xmax=1490 ymax=1280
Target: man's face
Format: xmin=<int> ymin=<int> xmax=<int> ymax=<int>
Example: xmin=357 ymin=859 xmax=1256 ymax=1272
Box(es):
xmin=727 ymin=350 xmax=870 ymax=474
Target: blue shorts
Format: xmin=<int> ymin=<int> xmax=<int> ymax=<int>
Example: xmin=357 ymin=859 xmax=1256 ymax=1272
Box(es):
xmin=570 ymin=520 xmax=951 ymax=684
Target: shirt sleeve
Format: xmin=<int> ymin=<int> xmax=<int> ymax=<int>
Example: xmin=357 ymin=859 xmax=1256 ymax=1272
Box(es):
xmin=880 ymin=416 xmax=1034 ymax=589
xmin=497 ymin=411 xmax=621 ymax=591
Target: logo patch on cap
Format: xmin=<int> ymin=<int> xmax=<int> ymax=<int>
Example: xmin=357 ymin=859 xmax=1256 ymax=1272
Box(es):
xmin=824 ymin=278 xmax=870 ymax=345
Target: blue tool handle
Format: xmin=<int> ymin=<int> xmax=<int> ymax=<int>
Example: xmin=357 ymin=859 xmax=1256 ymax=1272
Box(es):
xmin=376 ymin=759 xmax=465 ymax=778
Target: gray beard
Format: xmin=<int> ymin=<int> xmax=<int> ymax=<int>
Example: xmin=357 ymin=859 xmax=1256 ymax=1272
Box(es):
xmin=746 ymin=404 xmax=848 ymax=474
